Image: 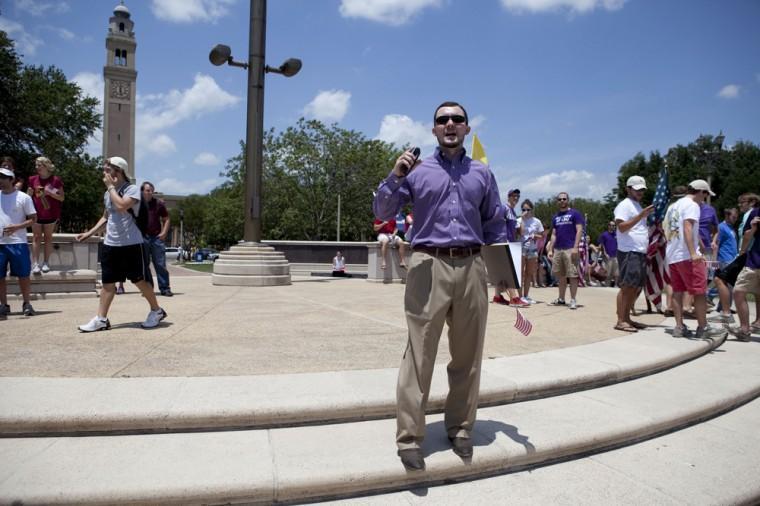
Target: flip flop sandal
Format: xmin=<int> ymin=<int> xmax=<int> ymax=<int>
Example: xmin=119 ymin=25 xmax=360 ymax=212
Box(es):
xmin=614 ymin=324 xmax=638 ymax=333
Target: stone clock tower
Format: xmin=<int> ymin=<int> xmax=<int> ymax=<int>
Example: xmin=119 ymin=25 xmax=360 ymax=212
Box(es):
xmin=102 ymin=2 xmax=137 ymax=181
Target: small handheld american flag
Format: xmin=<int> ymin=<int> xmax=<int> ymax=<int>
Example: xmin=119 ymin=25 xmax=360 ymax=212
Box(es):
xmin=514 ymin=308 xmax=533 ymax=336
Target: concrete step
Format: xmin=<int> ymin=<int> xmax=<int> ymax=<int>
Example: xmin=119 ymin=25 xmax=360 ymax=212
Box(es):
xmin=328 ymin=393 xmax=760 ymax=505
xmin=0 ymin=331 xmax=723 ymax=435
xmin=0 ymin=338 xmax=757 ymax=505
xmin=5 ymin=269 xmax=98 ymax=296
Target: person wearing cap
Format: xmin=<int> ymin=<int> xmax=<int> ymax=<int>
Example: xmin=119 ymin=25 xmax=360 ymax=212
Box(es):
xmin=612 ymin=176 xmax=654 ymax=332
xmin=75 ymin=157 xmax=168 ymax=332
xmin=663 ymin=179 xmax=727 ymax=339
xmin=493 ymin=188 xmax=529 ymax=307
xmin=0 ymin=161 xmax=37 ymax=320
xmin=547 ymin=192 xmax=585 ymax=309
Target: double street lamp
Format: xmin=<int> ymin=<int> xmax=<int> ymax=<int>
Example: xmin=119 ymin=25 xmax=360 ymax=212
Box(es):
xmin=209 ymin=0 xmax=301 ymax=243
xmin=704 ymin=130 xmax=725 ymax=204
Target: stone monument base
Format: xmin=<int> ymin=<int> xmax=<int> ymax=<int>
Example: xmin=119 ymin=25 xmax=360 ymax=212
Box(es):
xmin=211 ymin=242 xmax=291 ymax=286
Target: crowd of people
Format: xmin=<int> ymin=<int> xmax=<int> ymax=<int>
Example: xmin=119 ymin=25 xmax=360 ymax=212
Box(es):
xmin=0 ymin=155 xmax=174 ymax=328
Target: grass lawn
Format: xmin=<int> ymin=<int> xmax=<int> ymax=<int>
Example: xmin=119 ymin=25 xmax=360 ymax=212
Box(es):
xmin=176 ymin=262 xmax=214 ymax=273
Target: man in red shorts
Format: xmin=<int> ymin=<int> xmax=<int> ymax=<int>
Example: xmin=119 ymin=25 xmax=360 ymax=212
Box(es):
xmin=664 ymin=179 xmax=727 ymax=339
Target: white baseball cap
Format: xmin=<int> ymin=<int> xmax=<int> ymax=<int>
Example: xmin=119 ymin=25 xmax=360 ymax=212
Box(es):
xmin=0 ymin=168 xmax=14 ymax=178
xmin=107 ymin=156 xmax=129 ymax=174
xmin=626 ymin=175 xmax=647 ymax=190
xmin=689 ymin=179 xmax=715 ymax=196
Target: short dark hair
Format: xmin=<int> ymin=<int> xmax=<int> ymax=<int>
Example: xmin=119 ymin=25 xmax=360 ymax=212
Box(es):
xmin=433 ymin=101 xmax=468 ymax=124
xmin=724 ymin=207 xmax=737 ymax=218
xmin=0 ymin=156 xmax=16 ymax=170
xmin=141 ymin=181 xmax=155 ymax=192
xmin=521 ymin=198 xmax=534 ymax=209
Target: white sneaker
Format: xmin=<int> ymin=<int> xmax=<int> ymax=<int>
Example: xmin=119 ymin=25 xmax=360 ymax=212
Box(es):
xmin=141 ymin=307 xmax=167 ymax=328
xmin=569 ymin=299 xmax=578 ymax=310
xmin=31 ymin=263 xmax=41 ymax=275
xmin=78 ymin=316 xmax=110 ymax=332
xmin=41 ymin=262 xmax=50 ymax=273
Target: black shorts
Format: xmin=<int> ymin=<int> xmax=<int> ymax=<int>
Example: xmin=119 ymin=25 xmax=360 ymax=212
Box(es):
xmin=617 ymin=250 xmax=647 ymax=288
xmin=101 ymin=243 xmax=151 ymax=285
xmin=35 ymin=218 xmax=58 ymax=225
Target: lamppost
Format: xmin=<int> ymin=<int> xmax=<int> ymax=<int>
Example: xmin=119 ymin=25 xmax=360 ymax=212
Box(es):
xmin=209 ymin=0 xmax=301 ymax=242
xmin=208 ymin=0 xmax=301 ymax=286
xmin=179 ymin=209 xmax=184 ymax=263
xmin=704 ymin=130 xmax=725 ymax=204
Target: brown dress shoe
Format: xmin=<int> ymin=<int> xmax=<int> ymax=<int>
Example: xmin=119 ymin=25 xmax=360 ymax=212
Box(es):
xmin=449 ymin=436 xmax=473 ymax=458
xmin=398 ymin=448 xmax=425 ymax=470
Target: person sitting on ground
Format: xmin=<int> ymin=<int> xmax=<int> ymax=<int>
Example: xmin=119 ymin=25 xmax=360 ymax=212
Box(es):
xmin=27 ymin=156 xmax=64 ymax=275
xmin=332 ymin=250 xmax=351 ymax=278
xmin=0 ymin=162 xmax=37 ymax=320
xmin=613 ymin=175 xmax=654 ymax=332
xmin=663 ymin=179 xmax=727 ymax=339
xmin=374 ymin=217 xmax=407 ymax=270
xmin=75 ymin=157 xmax=167 ymax=332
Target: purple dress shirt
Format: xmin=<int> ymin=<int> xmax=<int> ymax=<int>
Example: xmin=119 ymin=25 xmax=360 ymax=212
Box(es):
xmin=504 ymin=205 xmax=518 ymax=242
xmin=373 ymin=147 xmax=507 ymax=248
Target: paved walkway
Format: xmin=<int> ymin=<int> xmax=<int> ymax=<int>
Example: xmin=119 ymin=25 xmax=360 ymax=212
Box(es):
xmin=1 ymin=265 xmax=668 ymax=377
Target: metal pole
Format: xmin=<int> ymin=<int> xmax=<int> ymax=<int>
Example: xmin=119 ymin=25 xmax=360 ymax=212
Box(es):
xmin=244 ymin=0 xmax=266 ymax=242
xmin=336 ymin=193 xmax=341 ymax=242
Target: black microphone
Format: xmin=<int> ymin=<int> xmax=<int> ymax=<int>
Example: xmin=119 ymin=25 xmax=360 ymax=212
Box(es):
xmin=399 ymin=147 xmax=421 ymax=176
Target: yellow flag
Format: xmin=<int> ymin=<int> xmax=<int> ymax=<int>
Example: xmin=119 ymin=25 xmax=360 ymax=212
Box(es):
xmin=471 ymin=134 xmax=488 ymax=165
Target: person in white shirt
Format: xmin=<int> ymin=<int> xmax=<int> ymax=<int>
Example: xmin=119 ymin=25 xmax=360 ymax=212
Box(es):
xmin=518 ymin=199 xmax=543 ymax=303
xmin=664 ymin=179 xmax=727 ymax=340
xmin=0 ymin=165 xmax=37 ymax=320
xmin=613 ymin=176 xmax=653 ymax=332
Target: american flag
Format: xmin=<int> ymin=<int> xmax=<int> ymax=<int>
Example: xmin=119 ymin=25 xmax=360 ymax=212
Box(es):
xmin=645 ymin=167 xmax=670 ymax=308
xmin=514 ymin=308 xmax=533 ymax=336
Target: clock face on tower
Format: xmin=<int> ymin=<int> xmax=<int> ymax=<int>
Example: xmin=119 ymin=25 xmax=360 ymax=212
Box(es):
xmin=110 ymin=80 xmax=131 ymax=100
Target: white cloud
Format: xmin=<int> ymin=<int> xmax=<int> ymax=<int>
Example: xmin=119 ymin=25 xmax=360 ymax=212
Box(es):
xmin=155 ymin=177 xmax=223 ymax=195
xmin=717 ymin=84 xmax=740 ymax=99
xmin=49 ymin=27 xmax=76 ymax=40
xmin=500 ymin=0 xmax=625 ymax=14
xmin=303 ymin=89 xmax=351 ymax=123
xmin=375 ymin=114 xmax=437 ymax=149
xmin=14 ymin=0 xmax=69 ymax=16
xmin=72 ymin=72 xmax=104 ymax=157
xmin=150 ymin=0 xmax=236 ymax=23
xmin=193 ymin=152 xmax=220 ymax=166
xmin=138 ymin=73 xmax=240 ymax=133
xmin=0 ymin=18 xmax=42 ymax=56
xmin=339 ymin=0 xmax=441 ymax=26
xmin=469 ymin=114 xmax=486 ymax=130
xmin=500 ymin=169 xmax=615 ymax=200
xmin=146 ymin=134 xmax=177 ymax=156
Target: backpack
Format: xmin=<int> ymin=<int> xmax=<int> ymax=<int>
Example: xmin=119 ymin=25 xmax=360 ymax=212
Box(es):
xmin=117 ymin=184 xmax=149 ymax=235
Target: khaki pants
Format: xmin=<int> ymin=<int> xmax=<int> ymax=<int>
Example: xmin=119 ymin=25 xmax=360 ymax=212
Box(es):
xmin=396 ymin=251 xmax=488 ymax=450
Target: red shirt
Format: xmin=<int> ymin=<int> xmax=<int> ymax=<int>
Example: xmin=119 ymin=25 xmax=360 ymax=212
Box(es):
xmin=145 ymin=198 xmax=169 ymax=237
xmin=27 ymin=174 xmax=63 ymax=221
xmin=374 ymin=218 xmax=395 ymax=236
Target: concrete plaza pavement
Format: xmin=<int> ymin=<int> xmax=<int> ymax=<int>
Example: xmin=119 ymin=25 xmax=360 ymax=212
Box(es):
xmin=0 ymin=263 xmax=669 ymax=378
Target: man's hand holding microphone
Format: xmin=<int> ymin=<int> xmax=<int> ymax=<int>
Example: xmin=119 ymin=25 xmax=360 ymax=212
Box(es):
xmin=392 ymin=147 xmax=421 ymax=178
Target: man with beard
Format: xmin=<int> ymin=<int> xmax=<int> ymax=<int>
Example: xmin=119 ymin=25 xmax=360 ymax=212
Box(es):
xmin=373 ymin=101 xmax=507 ymax=470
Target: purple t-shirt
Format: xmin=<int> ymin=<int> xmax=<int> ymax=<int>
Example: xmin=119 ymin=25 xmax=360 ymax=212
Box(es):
xmin=504 ymin=205 xmax=518 ymax=242
xmin=698 ymin=203 xmax=718 ymax=251
xmin=598 ymin=230 xmax=617 ymax=257
xmin=743 ymin=208 xmax=760 ymax=269
xmin=552 ymin=208 xmax=585 ymax=250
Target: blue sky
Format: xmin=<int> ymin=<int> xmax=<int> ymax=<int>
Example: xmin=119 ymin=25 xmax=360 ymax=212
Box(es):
xmin=1 ymin=0 xmax=758 ymax=199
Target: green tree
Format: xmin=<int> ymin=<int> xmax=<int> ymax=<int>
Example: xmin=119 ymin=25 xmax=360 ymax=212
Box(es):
xmin=0 ymin=31 xmax=102 ymax=232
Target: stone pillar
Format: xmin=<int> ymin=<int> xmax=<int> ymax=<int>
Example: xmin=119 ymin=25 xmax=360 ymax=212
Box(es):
xmin=211 ymin=242 xmax=291 ymax=286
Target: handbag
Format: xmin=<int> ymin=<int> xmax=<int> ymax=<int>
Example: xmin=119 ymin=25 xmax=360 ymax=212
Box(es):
xmin=715 ymin=253 xmax=746 ymax=286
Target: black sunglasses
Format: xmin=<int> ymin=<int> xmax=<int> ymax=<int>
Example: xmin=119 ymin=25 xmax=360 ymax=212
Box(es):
xmin=434 ymin=114 xmax=467 ymax=125
xmin=557 ymin=197 xmax=568 ymax=201
xmin=522 ymin=208 xmax=532 ymax=212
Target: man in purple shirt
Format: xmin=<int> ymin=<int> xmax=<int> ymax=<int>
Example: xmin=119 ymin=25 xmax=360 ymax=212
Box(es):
xmin=598 ymin=221 xmax=618 ymax=287
xmin=728 ymin=205 xmax=760 ymax=341
xmin=373 ymin=101 xmax=507 ymax=470
xmin=547 ymin=192 xmax=585 ymax=309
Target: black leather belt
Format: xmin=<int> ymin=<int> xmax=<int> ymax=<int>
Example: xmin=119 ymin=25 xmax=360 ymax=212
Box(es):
xmin=413 ymin=246 xmax=481 ymax=258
